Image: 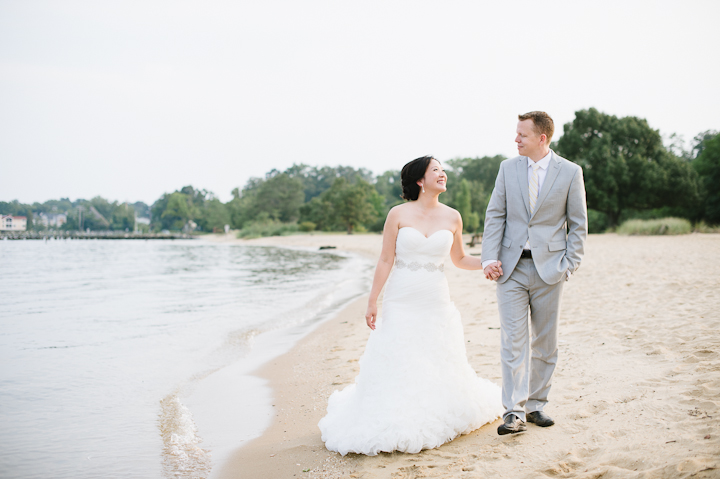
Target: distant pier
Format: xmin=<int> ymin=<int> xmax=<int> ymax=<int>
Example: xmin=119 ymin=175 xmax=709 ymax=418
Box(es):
xmin=1 ymin=231 xmax=195 ymax=240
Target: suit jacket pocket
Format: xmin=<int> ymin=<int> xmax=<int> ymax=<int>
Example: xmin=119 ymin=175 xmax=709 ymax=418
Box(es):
xmin=548 ymin=240 xmax=566 ymax=252
xmin=502 ymin=237 xmax=513 ymax=248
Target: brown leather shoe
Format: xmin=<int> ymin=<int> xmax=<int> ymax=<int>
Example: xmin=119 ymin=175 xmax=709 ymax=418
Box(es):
xmin=497 ymin=414 xmax=527 ymax=435
xmin=527 ymin=411 xmax=555 ymax=427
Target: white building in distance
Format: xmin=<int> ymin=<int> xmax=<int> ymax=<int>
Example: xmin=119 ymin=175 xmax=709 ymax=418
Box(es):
xmin=38 ymin=213 xmax=67 ymax=229
xmin=1 ymin=215 xmax=27 ymax=231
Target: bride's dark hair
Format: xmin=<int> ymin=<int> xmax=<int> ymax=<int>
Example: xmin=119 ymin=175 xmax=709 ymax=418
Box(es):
xmin=401 ymin=156 xmax=437 ymax=201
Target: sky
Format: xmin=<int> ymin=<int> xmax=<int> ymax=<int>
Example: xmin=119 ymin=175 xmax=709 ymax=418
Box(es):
xmin=1 ymin=0 xmax=718 ymax=205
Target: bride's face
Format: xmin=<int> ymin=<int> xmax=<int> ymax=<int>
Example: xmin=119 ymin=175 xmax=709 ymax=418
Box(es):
xmin=419 ymin=159 xmax=447 ymax=193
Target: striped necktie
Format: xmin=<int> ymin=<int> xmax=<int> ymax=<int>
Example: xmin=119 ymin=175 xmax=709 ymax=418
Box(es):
xmin=529 ymin=163 xmax=540 ymax=214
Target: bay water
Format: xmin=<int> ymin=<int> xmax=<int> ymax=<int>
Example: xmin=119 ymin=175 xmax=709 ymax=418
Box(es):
xmin=0 ymin=238 xmax=371 ymax=478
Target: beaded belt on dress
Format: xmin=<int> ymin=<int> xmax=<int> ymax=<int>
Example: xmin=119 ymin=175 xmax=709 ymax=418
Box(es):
xmin=395 ymin=258 xmax=445 ymax=273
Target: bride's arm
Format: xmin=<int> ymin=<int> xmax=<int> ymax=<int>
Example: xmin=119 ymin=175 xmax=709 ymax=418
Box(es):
xmin=449 ymin=211 xmax=484 ymax=271
xmin=365 ymin=208 xmax=400 ymax=330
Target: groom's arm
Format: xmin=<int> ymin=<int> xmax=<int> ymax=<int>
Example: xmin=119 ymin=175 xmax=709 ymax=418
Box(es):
xmin=565 ymin=165 xmax=588 ymax=275
xmin=481 ymin=162 xmax=508 ymax=270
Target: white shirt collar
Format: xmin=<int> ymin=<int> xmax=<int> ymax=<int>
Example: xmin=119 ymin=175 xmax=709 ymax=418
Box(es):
xmin=527 ymin=150 xmax=552 ymax=170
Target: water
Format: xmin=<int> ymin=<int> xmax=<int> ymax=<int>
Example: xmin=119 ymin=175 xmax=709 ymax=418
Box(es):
xmin=0 ymin=239 xmax=371 ymax=478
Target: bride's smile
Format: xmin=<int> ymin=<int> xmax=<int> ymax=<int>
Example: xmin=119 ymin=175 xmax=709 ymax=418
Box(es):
xmin=419 ymin=161 xmax=447 ymax=193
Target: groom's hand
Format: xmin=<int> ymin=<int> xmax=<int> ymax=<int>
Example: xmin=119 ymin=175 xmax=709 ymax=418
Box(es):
xmin=484 ymin=261 xmax=503 ymax=281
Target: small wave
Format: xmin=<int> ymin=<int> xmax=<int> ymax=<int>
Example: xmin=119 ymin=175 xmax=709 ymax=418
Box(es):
xmin=221 ymin=328 xmax=260 ymax=353
xmin=158 ymin=393 xmax=212 ymax=479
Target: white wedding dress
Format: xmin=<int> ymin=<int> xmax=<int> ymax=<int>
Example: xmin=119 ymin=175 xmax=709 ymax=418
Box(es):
xmin=318 ymin=227 xmax=502 ymax=456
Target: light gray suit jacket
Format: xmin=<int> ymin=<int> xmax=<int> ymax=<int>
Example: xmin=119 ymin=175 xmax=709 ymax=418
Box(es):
xmin=481 ymin=150 xmax=588 ymax=285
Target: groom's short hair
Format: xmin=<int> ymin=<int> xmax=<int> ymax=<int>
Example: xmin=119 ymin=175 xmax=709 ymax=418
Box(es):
xmin=518 ymin=111 xmax=554 ymax=143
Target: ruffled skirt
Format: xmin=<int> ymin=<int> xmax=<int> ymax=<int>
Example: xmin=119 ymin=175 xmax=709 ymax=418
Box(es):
xmin=318 ymin=270 xmax=502 ymax=456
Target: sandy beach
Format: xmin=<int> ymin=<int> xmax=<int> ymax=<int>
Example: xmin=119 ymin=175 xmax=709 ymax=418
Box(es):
xmin=210 ymin=232 xmax=720 ymax=479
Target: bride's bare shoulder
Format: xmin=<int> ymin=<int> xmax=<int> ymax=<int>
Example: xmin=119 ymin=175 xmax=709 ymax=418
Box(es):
xmin=388 ymin=202 xmax=413 ymax=217
xmin=438 ymin=204 xmax=462 ymax=231
xmin=439 ymin=203 xmax=462 ymax=218
xmin=387 ymin=203 xmax=418 ymax=229
xmin=385 ymin=203 xmax=408 ymax=224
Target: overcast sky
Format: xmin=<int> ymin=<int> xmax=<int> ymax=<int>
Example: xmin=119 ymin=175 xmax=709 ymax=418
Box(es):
xmin=1 ymin=0 xmax=718 ymax=205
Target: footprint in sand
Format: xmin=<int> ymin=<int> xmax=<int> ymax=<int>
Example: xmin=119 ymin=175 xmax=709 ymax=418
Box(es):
xmin=542 ymin=460 xmax=577 ymax=476
xmin=391 ymin=464 xmax=434 ymax=479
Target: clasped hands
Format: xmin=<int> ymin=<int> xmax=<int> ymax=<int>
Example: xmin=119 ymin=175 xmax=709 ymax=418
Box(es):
xmin=483 ymin=261 xmax=503 ymax=281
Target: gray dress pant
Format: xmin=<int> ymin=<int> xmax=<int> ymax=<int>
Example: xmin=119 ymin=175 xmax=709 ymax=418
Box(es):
xmin=496 ymin=257 xmax=565 ymax=421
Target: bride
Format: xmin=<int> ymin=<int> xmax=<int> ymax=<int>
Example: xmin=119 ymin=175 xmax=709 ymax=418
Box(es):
xmin=318 ymin=156 xmax=503 ymax=456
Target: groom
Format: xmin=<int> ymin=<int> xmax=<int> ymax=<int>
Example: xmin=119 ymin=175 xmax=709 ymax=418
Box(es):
xmin=481 ymin=111 xmax=587 ymax=435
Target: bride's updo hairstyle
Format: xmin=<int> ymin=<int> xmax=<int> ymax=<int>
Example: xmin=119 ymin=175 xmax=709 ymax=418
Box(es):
xmin=401 ymin=156 xmax=437 ymax=201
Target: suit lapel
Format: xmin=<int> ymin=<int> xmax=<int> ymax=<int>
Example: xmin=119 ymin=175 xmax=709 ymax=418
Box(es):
xmin=530 ymin=151 xmax=562 ymax=221
xmin=516 ymin=157 xmax=531 ymax=217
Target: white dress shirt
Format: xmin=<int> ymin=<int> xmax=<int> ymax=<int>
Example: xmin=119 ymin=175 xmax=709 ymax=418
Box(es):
xmin=523 ymin=152 xmax=552 ymax=249
xmin=482 ymin=151 xmax=571 ymax=279
xmin=526 ymin=151 xmax=552 ymax=203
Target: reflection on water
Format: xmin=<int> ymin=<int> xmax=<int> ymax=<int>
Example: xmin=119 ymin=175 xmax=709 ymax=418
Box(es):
xmin=0 ymin=239 xmax=368 ymax=479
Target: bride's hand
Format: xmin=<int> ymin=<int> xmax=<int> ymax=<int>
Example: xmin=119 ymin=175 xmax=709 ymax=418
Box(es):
xmin=365 ymin=304 xmax=377 ymax=330
xmin=484 ymin=261 xmax=503 ymax=281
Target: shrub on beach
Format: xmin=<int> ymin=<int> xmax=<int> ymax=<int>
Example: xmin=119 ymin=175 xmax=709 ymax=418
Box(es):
xmin=617 ymin=217 xmax=692 ymax=236
xmin=694 ymin=221 xmax=720 ymax=234
xmin=298 ymin=221 xmax=316 ymax=232
xmin=236 ymin=219 xmax=298 ymax=239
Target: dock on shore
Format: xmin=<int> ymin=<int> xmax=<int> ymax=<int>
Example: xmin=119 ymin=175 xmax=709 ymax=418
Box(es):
xmin=1 ymin=231 xmax=195 ymax=240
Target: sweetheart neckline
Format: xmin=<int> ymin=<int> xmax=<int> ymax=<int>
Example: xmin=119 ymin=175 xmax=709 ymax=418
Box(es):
xmin=399 ymin=227 xmax=453 ymax=239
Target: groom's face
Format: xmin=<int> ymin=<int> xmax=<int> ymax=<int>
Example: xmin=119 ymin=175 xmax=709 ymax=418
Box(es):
xmin=516 ymin=119 xmax=543 ymax=158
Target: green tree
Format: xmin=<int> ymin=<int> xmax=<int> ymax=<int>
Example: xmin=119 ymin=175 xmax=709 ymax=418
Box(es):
xmin=151 ymin=186 xmax=221 ymax=232
xmin=90 ymin=197 xmax=114 ymax=222
xmin=691 ymin=130 xmax=718 ymax=159
xmin=285 ymin=164 xmax=375 ymax=202
xmin=448 ymin=155 xmax=504 ymax=196
xmin=227 ymin=187 xmax=257 ymax=230
xmin=62 ymin=211 xmax=79 ymax=231
xmin=254 ymin=172 xmax=305 ymax=222
xmin=442 ymin=156 xmax=503 ymax=230
xmin=555 ymin=108 xmax=700 ymax=227
xmin=201 ymin=197 xmax=231 ymax=232
xmin=133 ymin=201 xmax=150 ymax=219
xmin=373 ymin=170 xmax=403 ymax=208
xmin=302 ymin=178 xmax=380 ymax=233
xmin=454 ymin=179 xmax=480 ymax=233
xmin=161 ymin=192 xmax=192 ymax=231
xmin=72 ymin=202 xmax=110 ymax=231
xmin=111 ymin=203 xmax=136 ymax=231
xmin=178 ymin=186 xmax=208 ymax=211
xmin=150 ymin=194 xmax=170 ymax=231
xmin=330 ymin=178 xmax=380 ymax=234
xmin=298 ymin=195 xmax=332 ymax=231
xmin=692 ymin=132 xmax=720 ymax=224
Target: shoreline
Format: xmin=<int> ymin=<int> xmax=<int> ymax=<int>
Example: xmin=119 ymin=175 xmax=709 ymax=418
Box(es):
xmin=184 ymin=233 xmax=379 ymax=478
xmin=208 ymin=232 xmax=395 ymax=478
xmin=202 ymin=232 xmax=385 ymax=478
xmin=209 ymin=232 xmax=720 ymax=479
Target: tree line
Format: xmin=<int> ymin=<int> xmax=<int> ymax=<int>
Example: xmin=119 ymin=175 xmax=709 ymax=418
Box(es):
xmin=3 ymin=108 xmax=718 ymax=235
xmin=554 ymin=108 xmax=718 ymax=231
